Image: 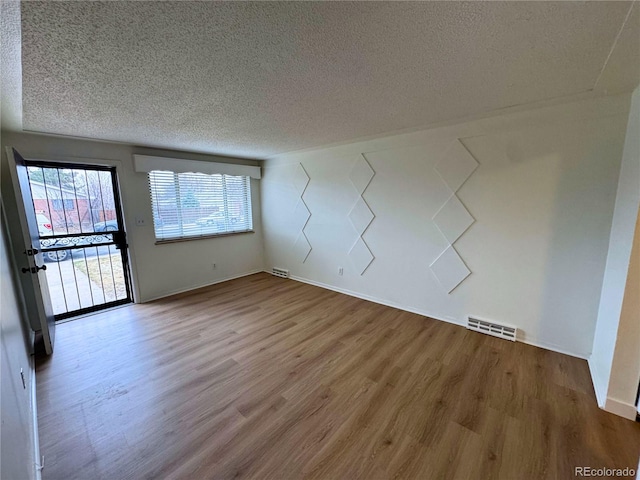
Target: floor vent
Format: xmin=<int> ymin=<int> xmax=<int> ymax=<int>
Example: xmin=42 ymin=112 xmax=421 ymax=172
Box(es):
xmin=271 ymin=267 xmax=290 ymax=278
xmin=467 ymin=316 xmax=517 ymax=342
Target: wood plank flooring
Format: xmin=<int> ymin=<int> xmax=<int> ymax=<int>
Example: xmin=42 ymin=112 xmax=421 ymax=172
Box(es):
xmin=36 ymin=273 xmax=640 ymax=479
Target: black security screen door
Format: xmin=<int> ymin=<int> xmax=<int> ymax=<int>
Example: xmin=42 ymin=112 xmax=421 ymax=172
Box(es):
xmin=25 ymin=161 xmax=132 ymax=320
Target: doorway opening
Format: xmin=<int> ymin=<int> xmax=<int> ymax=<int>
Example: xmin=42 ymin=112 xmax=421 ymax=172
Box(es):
xmin=24 ymin=161 xmax=132 ymax=320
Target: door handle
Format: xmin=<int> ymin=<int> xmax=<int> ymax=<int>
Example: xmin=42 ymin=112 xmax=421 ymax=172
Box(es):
xmin=21 ymin=265 xmax=47 ymax=274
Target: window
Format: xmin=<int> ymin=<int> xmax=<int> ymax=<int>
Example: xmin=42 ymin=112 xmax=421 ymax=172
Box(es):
xmin=51 ymin=199 xmax=74 ymax=211
xmin=148 ymin=170 xmax=252 ymax=241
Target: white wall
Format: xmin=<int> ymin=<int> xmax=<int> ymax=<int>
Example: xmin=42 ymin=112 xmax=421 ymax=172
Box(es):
xmin=590 ymin=85 xmax=640 ymax=418
xmin=262 ymin=94 xmax=631 ymax=359
xmin=1 ymin=201 xmax=37 ymax=480
xmin=607 ymin=211 xmax=640 ymax=417
xmin=0 ymin=132 xmax=265 ymax=315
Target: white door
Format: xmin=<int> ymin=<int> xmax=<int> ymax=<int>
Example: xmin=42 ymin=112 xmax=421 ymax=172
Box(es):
xmin=6 ymin=147 xmax=56 ymax=354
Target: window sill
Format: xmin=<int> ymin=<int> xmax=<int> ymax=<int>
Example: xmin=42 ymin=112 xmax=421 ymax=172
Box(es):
xmin=154 ymin=229 xmax=255 ymax=245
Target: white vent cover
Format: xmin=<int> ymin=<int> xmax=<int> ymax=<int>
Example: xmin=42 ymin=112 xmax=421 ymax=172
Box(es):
xmin=467 ymin=316 xmax=517 ymax=342
xmin=271 ymin=267 xmax=290 ymax=278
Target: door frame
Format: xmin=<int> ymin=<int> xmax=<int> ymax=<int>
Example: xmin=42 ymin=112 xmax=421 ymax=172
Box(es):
xmin=5 ymin=147 xmax=57 ymax=354
xmin=23 ymin=159 xmax=136 ymax=319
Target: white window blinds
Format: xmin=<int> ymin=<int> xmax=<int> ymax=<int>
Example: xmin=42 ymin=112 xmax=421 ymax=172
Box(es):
xmin=148 ymin=170 xmax=252 ymax=241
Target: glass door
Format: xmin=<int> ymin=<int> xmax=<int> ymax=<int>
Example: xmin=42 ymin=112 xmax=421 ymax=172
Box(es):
xmin=24 ymin=161 xmax=132 ymax=320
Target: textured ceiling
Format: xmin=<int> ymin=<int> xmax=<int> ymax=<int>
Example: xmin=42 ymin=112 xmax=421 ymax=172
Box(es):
xmin=0 ymin=0 xmax=22 ymax=131
xmin=18 ymin=1 xmax=640 ymax=158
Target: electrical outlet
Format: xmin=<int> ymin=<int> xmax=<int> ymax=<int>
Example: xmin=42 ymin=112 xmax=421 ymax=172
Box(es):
xmin=135 ymin=216 xmax=146 ymax=227
xmin=212 ymin=263 xmax=217 ymax=270
xmin=338 ymin=267 xmax=343 ymax=276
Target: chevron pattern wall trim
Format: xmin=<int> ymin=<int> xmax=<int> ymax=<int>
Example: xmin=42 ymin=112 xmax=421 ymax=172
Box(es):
xmin=291 ymin=163 xmax=312 ymax=263
xmin=348 ymin=155 xmax=375 ymax=275
xmin=430 ymin=140 xmax=479 ymax=293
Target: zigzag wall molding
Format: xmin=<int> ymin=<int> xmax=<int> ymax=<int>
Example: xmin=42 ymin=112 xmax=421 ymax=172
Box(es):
xmin=291 ymin=163 xmax=312 ymax=263
xmin=430 ymin=139 xmax=479 ymax=293
xmin=348 ymin=154 xmax=376 ymax=275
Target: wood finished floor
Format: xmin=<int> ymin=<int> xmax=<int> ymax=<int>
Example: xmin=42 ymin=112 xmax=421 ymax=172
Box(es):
xmin=37 ymin=273 xmax=640 ymax=480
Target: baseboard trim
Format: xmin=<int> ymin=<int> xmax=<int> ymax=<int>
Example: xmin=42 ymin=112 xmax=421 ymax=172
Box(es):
xmin=30 ymin=353 xmax=42 ymax=480
xmin=283 ymin=273 xmax=588 ymax=360
xmin=586 ymin=358 xmax=638 ymax=421
xmin=287 ymin=273 xmax=464 ymax=327
xmin=142 ymin=269 xmax=264 ymax=303
xmin=604 ymin=397 xmax=638 ymax=421
xmin=520 ymin=338 xmax=589 ymax=360
xmin=588 ymin=357 xmax=607 ymax=408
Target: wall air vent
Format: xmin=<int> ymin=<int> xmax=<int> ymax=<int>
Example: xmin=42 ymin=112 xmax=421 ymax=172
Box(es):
xmin=271 ymin=267 xmax=290 ymax=278
xmin=467 ymin=316 xmax=517 ymax=342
